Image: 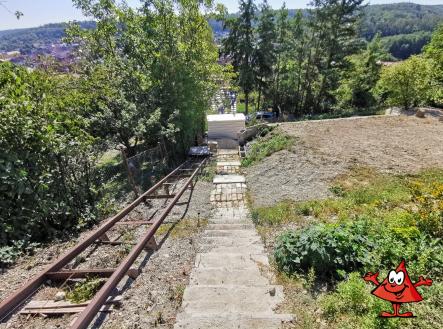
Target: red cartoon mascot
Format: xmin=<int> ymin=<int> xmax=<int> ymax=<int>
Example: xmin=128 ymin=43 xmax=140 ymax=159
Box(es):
xmin=363 ymin=259 xmax=433 ymax=317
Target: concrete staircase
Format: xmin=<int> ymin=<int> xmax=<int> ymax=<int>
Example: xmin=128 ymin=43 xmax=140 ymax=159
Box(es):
xmin=174 ymin=150 xmax=292 ymax=329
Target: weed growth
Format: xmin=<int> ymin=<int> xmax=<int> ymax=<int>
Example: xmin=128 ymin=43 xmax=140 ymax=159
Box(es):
xmin=65 ymin=277 xmax=105 ymax=303
xmin=241 ymin=130 xmax=294 ymax=167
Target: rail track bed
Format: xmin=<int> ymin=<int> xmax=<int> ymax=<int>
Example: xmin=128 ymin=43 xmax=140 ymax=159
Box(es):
xmin=0 ymin=157 xmax=207 ymax=329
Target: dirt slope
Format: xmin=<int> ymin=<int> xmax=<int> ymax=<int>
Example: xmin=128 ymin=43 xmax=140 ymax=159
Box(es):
xmin=246 ymin=116 xmax=443 ymax=207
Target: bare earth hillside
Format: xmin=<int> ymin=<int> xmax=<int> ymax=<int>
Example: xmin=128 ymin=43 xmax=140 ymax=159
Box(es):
xmin=246 ymin=116 xmax=443 ymax=207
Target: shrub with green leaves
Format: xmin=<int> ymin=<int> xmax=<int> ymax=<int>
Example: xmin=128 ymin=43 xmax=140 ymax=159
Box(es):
xmin=0 ymin=62 xmax=96 ymax=264
xmin=375 ymin=55 xmax=433 ymax=110
xmin=275 ymin=222 xmax=373 ymax=279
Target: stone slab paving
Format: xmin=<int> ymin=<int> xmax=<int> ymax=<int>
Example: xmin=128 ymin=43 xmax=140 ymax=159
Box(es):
xmin=216 ymin=161 xmax=241 ymax=174
xmin=174 ymin=150 xmax=292 ymax=329
xmin=212 ymin=175 xmax=246 ymax=184
xmin=217 ymin=150 xmax=242 ymax=162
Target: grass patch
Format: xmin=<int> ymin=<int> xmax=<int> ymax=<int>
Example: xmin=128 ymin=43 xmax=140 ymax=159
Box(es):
xmin=155 ymin=218 xmax=208 ymax=239
xmin=242 ymin=129 xmax=295 ymax=167
xmin=252 ymin=200 xmax=304 ymax=227
xmin=96 ymin=149 xmax=121 ymax=168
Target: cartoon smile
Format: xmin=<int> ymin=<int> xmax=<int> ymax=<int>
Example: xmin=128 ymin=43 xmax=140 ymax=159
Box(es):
xmin=382 ymin=282 xmax=408 ymax=299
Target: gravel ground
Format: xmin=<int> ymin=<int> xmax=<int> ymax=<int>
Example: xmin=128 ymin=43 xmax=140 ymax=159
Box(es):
xmin=0 ymin=175 xmax=213 ymax=329
xmin=246 ymin=115 xmax=443 ymax=207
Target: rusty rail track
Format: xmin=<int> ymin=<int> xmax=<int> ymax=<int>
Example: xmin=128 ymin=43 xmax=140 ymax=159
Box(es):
xmin=0 ymin=156 xmax=207 ymax=328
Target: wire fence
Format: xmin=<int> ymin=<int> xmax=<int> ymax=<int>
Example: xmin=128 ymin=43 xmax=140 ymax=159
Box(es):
xmin=126 ymin=145 xmax=166 ymax=191
xmin=93 ymin=145 xmax=173 ymax=201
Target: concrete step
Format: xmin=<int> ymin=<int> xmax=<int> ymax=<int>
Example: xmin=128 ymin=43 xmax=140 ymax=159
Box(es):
xmin=213 ymin=175 xmax=246 ymax=184
xmin=174 ymin=314 xmax=293 ymax=329
xmin=194 ymin=253 xmax=269 ymax=269
xmin=200 ymin=236 xmax=262 ymax=247
xmin=206 ymin=223 xmax=255 ymax=230
xmin=179 ymin=285 xmax=285 ymax=314
xmin=203 ymin=245 xmax=265 ymax=254
xmin=204 ymin=229 xmax=260 ymax=238
xmin=209 ymin=218 xmax=251 ymax=225
xmin=190 ymin=268 xmax=269 ymax=286
xmin=216 ymin=161 xmax=241 ymax=166
xmin=208 ymin=218 xmax=251 ymax=225
xmin=218 ymin=149 xmax=240 ymax=155
xmin=212 ymin=207 xmax=250 ymax=214
xmin=210 ymin=211 xmax=250 ymax=218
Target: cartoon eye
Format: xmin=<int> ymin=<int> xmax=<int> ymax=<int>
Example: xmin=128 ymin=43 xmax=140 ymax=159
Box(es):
xmin=396 ymin=271 xmax=405 ymax=285
xmin=388 ymin=270 xmax=396 ymax=284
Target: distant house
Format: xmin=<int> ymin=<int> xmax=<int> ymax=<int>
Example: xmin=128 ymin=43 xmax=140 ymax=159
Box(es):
xmin=0 ymin=51 xmax=21 ymax=62
xmin=380 ymin=61 xmax=403 ymax=67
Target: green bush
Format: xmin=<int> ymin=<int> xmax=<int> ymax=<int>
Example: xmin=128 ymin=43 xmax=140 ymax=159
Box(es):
xmin=375 ymin=55 xmax=433 ymax=110
xmin=275 ymin=222 xmax=373 ymax=279
xmin=0 ymin=62 xmax=96 ymax=265
xmin=275 ymin=216 xmax=443 ymax=281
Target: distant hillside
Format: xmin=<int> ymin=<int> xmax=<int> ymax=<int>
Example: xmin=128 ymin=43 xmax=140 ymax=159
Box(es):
xmin=209 ymin=3 xmax=443 ymax=60
xmin=0 ymin=21 xmax=95 ymax=54
xmin=209 ymin=3 xmax=443 ymax=38
xmin=360 ymin=3 xmax=443 ymax=39
xmin=1 ymin=3 xmax=442 ymax=59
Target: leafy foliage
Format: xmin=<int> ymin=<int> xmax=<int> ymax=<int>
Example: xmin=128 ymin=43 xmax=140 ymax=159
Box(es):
xmin=0 ymin=62 xmax=96 ymax=265
xmin=375 ymin=55 xmax=433 ymax=110
xmin=275 ymin=222 xmax=372 ymax=279
xmin=424 ymin=23 xmax=443 ymax=106
xmin=334 ymin=35 xmax=385 ymax=112
xmin=375 ymin=24 xmax=443 ymax=110
xmin=70 ymin=0 xmax=220 ymax=156
xmin=221 ymin=0 xmax=369 ymax=115
xmin=380 ymin=31 xmax=432 ymax=60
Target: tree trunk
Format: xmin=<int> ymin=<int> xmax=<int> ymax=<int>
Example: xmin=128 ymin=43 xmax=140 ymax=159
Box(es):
xmin=244 ymin=91 xmax=249 ymax=115
xmin=256 ymin=86 xmax=262 ymax=112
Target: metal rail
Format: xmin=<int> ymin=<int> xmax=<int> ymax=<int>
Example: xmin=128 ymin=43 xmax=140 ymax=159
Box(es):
xmin=0 ymin=157 xmax=206 ymax=327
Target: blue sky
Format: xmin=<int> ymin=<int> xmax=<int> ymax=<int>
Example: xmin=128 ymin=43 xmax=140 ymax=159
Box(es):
xmin=0 ymin=0 xmax=442 ymax=31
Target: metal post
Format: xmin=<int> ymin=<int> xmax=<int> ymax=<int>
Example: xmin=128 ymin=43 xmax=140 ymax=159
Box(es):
xmin=118 ymin=145 xmax=139 ymax=198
